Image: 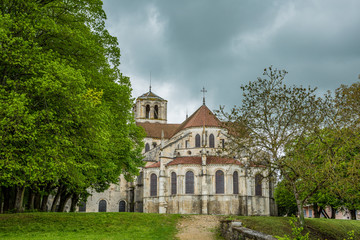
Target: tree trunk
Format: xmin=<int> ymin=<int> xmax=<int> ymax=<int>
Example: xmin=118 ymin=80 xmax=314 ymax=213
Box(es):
xmin=26 ymin=189 xmax=35 ymax=210
xmin=293 ymin=185 xmax=305 ymax=227
xmin=313 ymin=203 xmax=320 ymax=218
xmin=0 ymin=187 xmax=3 ymax=213
xmin=58 ymin=191 xmax=71 ymax=212
xmin=33 ymin=193 xmax=42 ymax=210
xmin=51 ymin=185 xmax=63 ymax=212
xmin=350 ymin=209 xmax=357 ymax=220
xmin=2 ymin=186 xmax=11 ymax=212
xmin=40 ymin=183 xmax=53 ymax=212
xmin=14 ymin=186 xmax=25 ymax=213
xmin=331 ymin=206 xmax=336 ymax=219
xmin=70 ymin=193 xmax=79 ymax=212
xmin=41 ymin=194 xmax=49 ymax=212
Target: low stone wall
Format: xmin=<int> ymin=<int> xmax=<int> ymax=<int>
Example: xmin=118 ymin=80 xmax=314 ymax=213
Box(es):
xmin=220 ymin=220 xmax=277 ymax=240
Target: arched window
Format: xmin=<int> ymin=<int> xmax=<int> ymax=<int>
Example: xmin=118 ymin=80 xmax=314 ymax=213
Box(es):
xmin=78 ymin=201 xmax=86 ymax=212
xmin=119 ymin=200 xmax=126 ymax=212
xmin=98 ymin=200 xmax=107 ymax=212
xmin=146 ymin=105 xmax=150 ymax=118
xmin=233 ymin=171 xmax=239 ymax=194
xmin=209 ymin=134 xmax=215 ymax=148
xmin=145 ymin=143 xmax=150 ymax=152
xmin=185 ymin=171 xmax=194 ymax=194
xmin=255 ymin=174 xmax=263 ymax=196
xmin=152 ymin=142 xmax=157 ymax=148
xmin=216 ymin=170 xmax=224 ymax=194
xmin=154 ymin=105 xmax=159 ymax=119
xmin=195 ymin=134 xmax=201 ymax=148
xmin=171 ymin=172 xmax=177 ymax=195
xmin=150 ymin=173 xmax=157 ymax=196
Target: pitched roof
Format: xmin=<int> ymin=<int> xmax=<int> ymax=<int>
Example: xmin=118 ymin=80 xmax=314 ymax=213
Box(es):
xmin=167 ymin=156 xmax=202 ymax=166
xmin=167 ymin=156 xmax=242 ymax=166
xmin=172 ymin=105 xmax=221 ymax=136
xmin=137 ymin=90 xmax=165 ymax=101
xmin=137 ymin=122 xmax=180 ymax=139
xmin=145 ymin=162 xmax=160 ymax=168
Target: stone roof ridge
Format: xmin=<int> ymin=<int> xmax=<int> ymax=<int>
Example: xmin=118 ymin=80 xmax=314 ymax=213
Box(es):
xmin=166 ymin=156 xmax=243 ymax=166
xmin=137 ymin=90 xmax=165 ymax=101
xmin=171 ymin=104 xmax=221 ymax=137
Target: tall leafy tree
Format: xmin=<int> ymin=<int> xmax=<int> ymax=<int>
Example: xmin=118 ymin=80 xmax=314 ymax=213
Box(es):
xmin=0 ymin=0 xmax=144 ymax=213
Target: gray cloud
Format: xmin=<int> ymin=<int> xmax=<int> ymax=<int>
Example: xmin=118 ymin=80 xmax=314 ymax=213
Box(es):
xmin=103 ymin=0 xmax=360 ymax=122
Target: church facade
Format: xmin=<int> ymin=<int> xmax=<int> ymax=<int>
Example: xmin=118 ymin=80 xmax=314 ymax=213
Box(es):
xmin=81 ymin=89 xmax=277 ymax=216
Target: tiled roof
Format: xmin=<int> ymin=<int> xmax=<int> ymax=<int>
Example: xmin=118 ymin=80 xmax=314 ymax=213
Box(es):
xmin=167 ymin=156 xmax=242 ymax=166
xmin=167 ymin=156 xmax=202 ymax=166
xmin=137 ymin=122 xmax=180 ymax=139
xmin=172 ymin=105 xmax=221 ymax=136
xmin=207 ymin=156 xmax=243 ymax=165
xmin=137 ymin=91 xmax=165 ymax=101
xmin=145 ymin=162 xmax=160 ymax=168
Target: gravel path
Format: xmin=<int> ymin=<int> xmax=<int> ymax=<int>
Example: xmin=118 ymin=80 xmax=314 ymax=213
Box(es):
xmin=176 ymin=215 xmax=222 ymax=240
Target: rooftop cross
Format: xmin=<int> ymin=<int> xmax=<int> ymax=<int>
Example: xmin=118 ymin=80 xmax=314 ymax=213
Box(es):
xmin=201 ymin=87 xmax=207 ymax=105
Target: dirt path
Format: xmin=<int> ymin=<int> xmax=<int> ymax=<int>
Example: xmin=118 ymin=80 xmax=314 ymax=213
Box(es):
xmin=176 ymin=215 xmax=222 ymax=240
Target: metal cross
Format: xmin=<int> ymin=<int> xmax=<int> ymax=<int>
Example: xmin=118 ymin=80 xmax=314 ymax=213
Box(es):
xmin=201 ymin=87 xmax=207 ymax=105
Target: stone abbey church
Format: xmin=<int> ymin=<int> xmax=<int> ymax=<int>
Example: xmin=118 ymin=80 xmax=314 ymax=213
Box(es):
xmin=81 ymin=89 xmax=277 ymax=216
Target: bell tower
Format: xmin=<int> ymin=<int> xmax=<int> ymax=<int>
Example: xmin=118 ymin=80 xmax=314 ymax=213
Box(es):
xmin=134 ymin=88 xmax=167 ymax=124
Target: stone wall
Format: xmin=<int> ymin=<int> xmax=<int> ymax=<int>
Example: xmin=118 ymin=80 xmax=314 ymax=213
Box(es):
xmin=220 ymin=220 xmax=276 ymax=240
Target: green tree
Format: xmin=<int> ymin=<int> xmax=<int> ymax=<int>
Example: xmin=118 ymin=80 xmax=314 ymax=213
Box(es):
xmin=274 ymin=180 xmax=297 ymax=216
xmin=0 ymin=0 xmax=144 ymax=213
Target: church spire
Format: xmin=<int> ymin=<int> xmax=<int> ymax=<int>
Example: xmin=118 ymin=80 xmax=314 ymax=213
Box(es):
xmin=201 ymin=87 xmax=207 ymax=105
xmin=149 ymin=72 xmax=152 ymax=92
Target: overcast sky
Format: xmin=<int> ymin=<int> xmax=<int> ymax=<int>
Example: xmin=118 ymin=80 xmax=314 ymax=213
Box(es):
xmin=103 ymin=0 xmax=360 ymax=123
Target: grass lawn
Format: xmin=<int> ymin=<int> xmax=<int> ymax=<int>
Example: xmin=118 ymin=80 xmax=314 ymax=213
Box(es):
xmin=230 ymin=216 xmax=360 ymax=240
xmin=0 ymin=212 xmax=181 ymax=240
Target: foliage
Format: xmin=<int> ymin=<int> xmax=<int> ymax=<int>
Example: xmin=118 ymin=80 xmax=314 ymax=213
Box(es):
xmin=216 ymin=66 xmax=327 ymax=226
xmin=0 ymin=0 xmax=144 ymax=212
xmin=217 ymin=66 xmax=360 ymax=226
xmin=0 ymin=212 xmax=181 ymax=240
xmin=274 ymin=181 xmax=297 ymax=216
xmin=276 ymin=216 xmax=309 ymax=240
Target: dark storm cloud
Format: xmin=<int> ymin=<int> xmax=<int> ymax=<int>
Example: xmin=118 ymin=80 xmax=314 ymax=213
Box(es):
xmin=103 ymin=0 xmax=360 ymax=122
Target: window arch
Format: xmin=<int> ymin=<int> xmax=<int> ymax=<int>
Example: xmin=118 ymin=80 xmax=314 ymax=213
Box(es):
xmin=146 ymin=105 xmax=150 ymax=118
xmin=145 ymin=143 xmax=150 ymax=152
xmin=216 ymin=170 xmax=225 ymax=194
xmin=255 ymin=174 xmax=263 ymax=196
xmin=154 ymin=105 xmax=159 ymax=119
xmin=185 ymin=171 xmax=194 ymax=194
xmin=233 ymin=171 xmax=239 ymax=194
xmin=171 ymin=172 xmax=177 ymax=195
xmin=98 ymin=200 xmax=107 ymax=212
xmin=119 ymin=200 xmax=126 ymax=212
xmin=150 ymin=173 xmax=157 ymax=196
xmin=195 ymin=134 xmax=201 ymax=148
xmin=209 ymin=134 xmax=215 ymax=148
xmin=78 ymin=201 xmax=86 ymax=212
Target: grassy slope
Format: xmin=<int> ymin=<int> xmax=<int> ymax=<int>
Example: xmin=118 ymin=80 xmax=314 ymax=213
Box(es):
xmin=0 ymin=212 xmax=181 ymax=240
xmin=1 ymin=213 xmax=360 ymax=240
xmin=232 ymin=216 xmax=360 ymax=240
